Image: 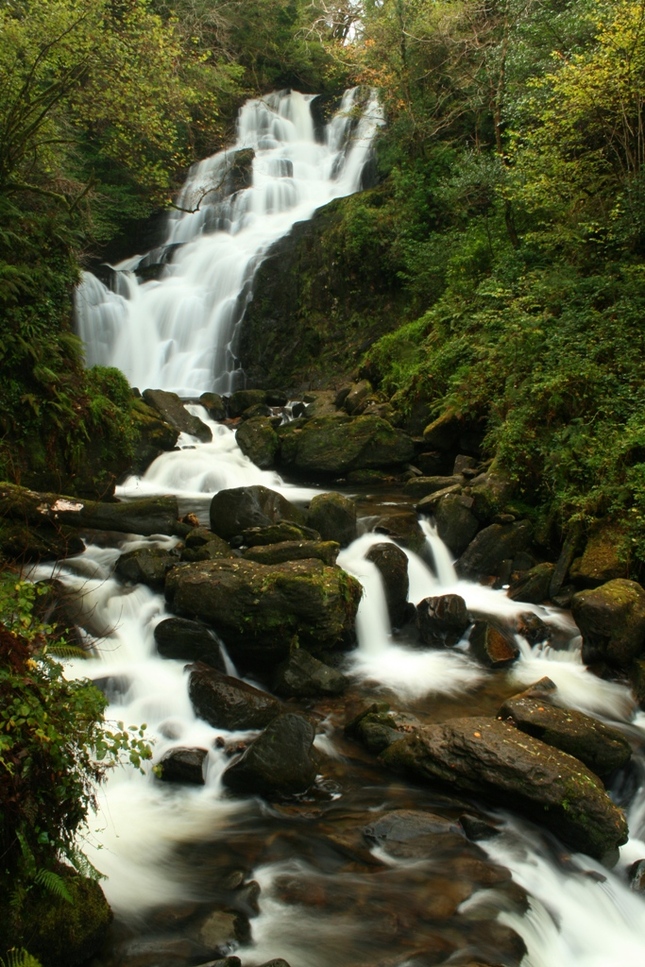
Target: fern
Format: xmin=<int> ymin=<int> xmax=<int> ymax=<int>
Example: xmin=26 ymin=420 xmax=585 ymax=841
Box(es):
xmin=44 ymin=643 xmax=88 ymax=660
xmin=0 ymin=948 xmax=43 ymax=967
xmin=32 ymin=869 xmax=73 ymax=905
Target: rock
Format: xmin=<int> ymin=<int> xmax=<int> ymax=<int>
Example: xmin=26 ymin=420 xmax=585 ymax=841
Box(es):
xmin=209 ymin=486 xmax=305 ymax=541
xmin=180 ymin=528 xmax=235 ymax=563
xmin=306 ymin=492 xmax=357 ymax=546
xmin=154 ymin=617 xmax=226 ymax=670
xmin=277 ymin=415 xmax=415 ymax=476
xmin=272 ymin=648 xmax=348 ymax=697
xmin=235 ymin=418 xmax=279 ymax=468
xmin=195 ymin=909 xmax=248 ymax=952
xmin=0 ymin=520 xmax=85 ymax=563
xmin=569 ymin=522 xmax=629 ymax=587
xmin=404 ymin=475 xmax=463 ymax=500
xmin=572 ymin=578 xmax=645 ymax=667
xmin=457 ymin=521 xmax=533 ymax=581
xmin=188 ymin=664 xmax=283 ymax=731
xmin=433 ymin=492 xmax=480 ymax=557
xmin=199 ymin=392 xmax=226 ymax=421
xmin=415 ymin=451 xmax=452 ymax=476
xmin=143 ymin=388 xmax=212 ymax=442
xmin=166 ymin=557 xmax=361 ymax=667
xmin=115 ymin=546 xmax=180 ymax=590
xmin=629 ymin=859 xmax=645 ymax=892
xmin=467 ymin=469 xmax=516 ymax=523
xmin=341 ymin=379 xmax=374 ymax=414
xmin=417 ymin=594 xmax=470 ymax=648
xmin=422 ymin=410 xmax=462 ymax=450
xmin=242 ymin=540 xmax=339 ymax=566
xmin=366 ymin=542 xmax=410 ymax=627
xmin=228 ymin=389 xmax=268 ymax=417
xmin=515 ymin=611 xmax=551 ymax=645
xmin=549 ymin=522 xmax=584 ymax=598
xmin=363 ymin=810 xmax=464 ymax=860
xmin=131 ymin=397 xmax=179 ymax=473
xmin=507 ymin=562 xmax=555 ymax=604
xmin=366 ymin=504 xmax=427 ymax=554
xmin=346 ymin=702 xmax=420 ymax=755
xmin=498 ymin=693 xmax=632 ymax=779
xmin=156 ymin=746 xmax=208 ymax=784
xmin=380 ymin=717 xmax=628 ymax=860
xmin=240 ymin=522 xmax=321 ymax=546
xmin=469 ymin=621 xmax=520 ymax=668
xmin=222 ymin=712 xmax=319 ymax=797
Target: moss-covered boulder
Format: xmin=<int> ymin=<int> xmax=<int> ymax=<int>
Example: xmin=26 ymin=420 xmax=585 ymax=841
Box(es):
xmin=457 ymin=521 xmax=532 ymax=582
xmin=115 ymin=545 xmax=181 ymax=590
xmin=130 ymin=397 xmax=179 ymax=474
xmin=210 ymin=485 xmax=305 ymax=541
xmin=188 ymin=663 xmax=283 ymax=730
xmin=273 ymin=648 xmax=348 ymax=697
xmin=507 ymin=562 xmax=555 ymax=604
xmin=222 ymin=712 xmax=319 ymax=797
xmin=306 ymin=492 xmax=357 ymax=547
xmin=235 ymin=417 xmax=280 ymax=469
xmin=366 ymin=541 xmax=410 ymax=627
xmin=433 ymin=492 xmax=480 ymax=557
xmin=572 ymin=578 xmax=645 ymax=668
xmin=277 ymin=415 xmax=414 ymax=477
xmin=380 ymin=717 xmax=628 ymax=860
xmin=165 ymin=557 xmax=362 ymax=667
xmin=569 ymin=522 xmax=629 ymax=588
xmin=242 ymin=539 xmax=339 ymax=566
xmin=142 ymin=388 xmax=212 ymax=442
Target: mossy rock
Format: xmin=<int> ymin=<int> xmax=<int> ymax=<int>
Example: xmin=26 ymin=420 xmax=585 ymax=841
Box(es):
xmin=235 ymin=417 xmax=279 ymax=469
xmin=572 ymin=578 xmax=645 ymax=667
xmin=130 ymin=397 xmax=180 ymax=474
xmin=277 ymin=415 xmax=414 ymax=477
xmin=570 ymin=522 xmax=629 ymax=588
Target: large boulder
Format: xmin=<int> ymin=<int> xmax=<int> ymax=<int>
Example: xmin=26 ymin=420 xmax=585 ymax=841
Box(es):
xmin=209 ymin=486 xmax=305 ymax=541
xmin=572 ymin=578 xmax=645 ymax=667
xmin=154 ymin=616 xmax=226 ymax=670
xmin=433 ymin=492 xmax=480 ymax=557
xmin=468 ymin=621 xmax=520 ymax=668
xmin=235 ymin=417 xmax=279 ymax=469
xmin=188 ymin=663 xmax=283 ymax=730
xmin=222 ymin=712 xmax=319 ymax=797
xmin=569 ymin=522 xmax=629 ymax=588
xmin=507 ymin=563 xmax=555 ymax=604
xmin=417 ymin=594 xmax=470 ymax=648
xmin=468 ymin=469 xmax=516 ymax=523
xmin=155 ymin=746 xmax=208 ymax=784
xmin=272 ymin=648 xmax=348 ymax=698
xmin=498 ymin=690 xmax=631 ymax=779
xmin=130 ymin=397 xmax=179 ymax=474
xmin=366 ymin=542 xmax=410 ymax=627
xmin=143 ymin=388 xmax=212 ymax=441
xmin=242 ymin=539 xmax=339 ymax=566
xmin=306 ymin=492 xmax=357 ymax=547
xmin=457 ymin=521 xmax=532 ymax=581
xmin=381 ymin=717 xmax=628 ymax=860
xmin=165 ymin=557 xmax=362 ymax=667
xmin=277 ymin=415 xmax=414 ymax=476
xmin=115 ymin=546 xmax=181 ymax=590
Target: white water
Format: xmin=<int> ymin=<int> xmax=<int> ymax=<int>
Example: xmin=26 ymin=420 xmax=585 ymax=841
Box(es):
xmin=75 ymin=88 xmax=384 ymax=396
xmin=59 ymin=87 xmax=645 ymax=965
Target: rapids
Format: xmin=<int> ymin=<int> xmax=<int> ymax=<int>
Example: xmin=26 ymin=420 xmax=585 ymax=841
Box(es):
xmin=56 ymin=89 xmax=645 ymax=966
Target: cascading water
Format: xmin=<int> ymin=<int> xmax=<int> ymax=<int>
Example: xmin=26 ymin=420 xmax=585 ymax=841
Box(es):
xmin=75 ymin=88 xmax=384 ymax=396
xmin=39 ymin=87 xmax=645 ymax=966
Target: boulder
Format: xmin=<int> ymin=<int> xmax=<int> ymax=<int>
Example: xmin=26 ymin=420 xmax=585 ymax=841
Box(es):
xmin=362 ymin=809 xmax=464 ymax=860
xmin=422 ymin=410 xmax=462 ymax=450
xmin=235 ymin=417 xmax=279 ymax=469
xmin=156 ymin=746 xmax=208 ymax=784
xmin=433 ymin=492 xmax=480 ymax=557
xmin=143 ymin=388 xmax=212 ymax=442
xmin=469 ymin=621 xmax=520 ymax=668
xmin=569 ymin=522 xmax=629 ymax=588
xmin=340 ymin=379 xmax=373 ymax=414
xmin=165 ymin=558 xmax=362 ymax=667
xmin=188 ymin=664 xmax=283 ymax=731
xmin=209 ymin=486 xmax=305 ymax=541
xmin=457 ymin=521 xmax=532 ymax=581
xmin=468 ymin=469 xmax=516 ymax=523
xmin=222 ymin=712 xmax=319 ymax=797
xmin=380 ymin=717 xmax=628 ymax=860
xmin=404 ymin=475 xmax=463 ymax=500
xmin=242 ymin=540 xmax=339 ymax=566
xmin=507 ymin=563 xmax=555 ymax=604
xmin=498 ymin=693 xmax=631 ymax=779
xmin=277 ymin=415 xmax=414 ymax=476
xmin=306 ymin=492 xmax=357 ymax=547
xmin=154 ymin=617 xmax=226 ymax=670
xmin=199 ymin=392 xmax=226 ymax=421
xmin=228 ymin=389 xmax=268 ymax=417
xmin=130 ymin=397 xmax=179 ymax=473
xmin=241 ymin=522 xmax=321 ymax=546
xmin=0 ymin=520 xmax=85 ymax=563
xmin=180 ymin=527 xmax=235 ymax=563
xmin=417 ymin=594 xmax=470 ymax=648
xmin=115 ymin=546 xmax=180 ymax=590
xmin=572 ymin=578 xmax=645 ymax=667
xmin=272 ymin=648 xmax=348 ymax=698
xmin=366 ymin=542 xmax=410 ymax=627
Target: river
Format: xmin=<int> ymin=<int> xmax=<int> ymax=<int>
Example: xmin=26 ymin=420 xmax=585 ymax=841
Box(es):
xmin=42 ymin=87 xmax=645 ymax=967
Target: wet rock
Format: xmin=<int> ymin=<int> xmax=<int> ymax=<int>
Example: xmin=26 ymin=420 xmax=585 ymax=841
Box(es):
xmin=507 ymin=562 xmax=555 ymax=604
xmin=181 ymin=528 xmax=235 ymax=563
xmin=346 ymin=702 xmax=419 ymax=755
xmin=341 ymin=379 xmax=373 ymax=414
xmin=165 ymin=557 xmax=361 ymax=667
xmin=241 ymin=522 xmax=321 ymax=546
xmin=417 ymin=594 xmax=470 ymax=648
xmin=235 ymin=417 xmax=279 ymax=468
xmin=228 ymin=389 xmax=267 ymax=417
xmin=457 ymin=521 xmax=533 ymax=582
xmin=629 ymin=859 xmax=645 ymax=892
xmin=468 ymin=468 xmax=516 ymax=523
xmin=515 ymin=611 xmax=551 ymax=645
xmin=277 ymin=415 xmax=415 ymax=476
xmin=255 ymin=961 xmax=291 ymax=967
xmin=569 ymin=522 xmax=629 ymax=588
xmin=459 ymin=813 xmax=502 ymax=842
xmin=195 ymin=908 xmax=249 ymax=952
xmin=156 ymin=746 xmax=208 ymax=784
xmin=188 ymin=664 xmax=282 ymax=730
xmin=115 ymin=546 xmax=181 ymax=590
xmin=572 ymin=578 xmax=645 ymax=667
xmin=210 ymin=485 xmax=305 ymax=541
xmin=363 ymin=809 xmax=464 ymax=859
xmin=404 ymin=476 xmax=464 ymax=500
xmin=272 ymin=648 xmax=348 ymax=698
xmin=143 ymin=388 xmax=212 ymax=442
xmin=498 ymin=692 xmax=632 ymax=779
xmin=0 ymin=520 xmax=85 ymax=564
xmin=154 ymin=617 xmax=226 ymax=670
xmin=306 ymin=491 xmax=357 ymax=547
xmin=199 ymin=392 xmax=226 ymax=421
xmin=422 ymin=410 xmax=462 ymax=450
xmin=131 ymin=397 xmax=180 ymax=473
xmin=242 ymin=539 xmax=339 ymax=566
xmin=366 ymin=542 xmax=410 ymax=627
xmin=367 ymin=504 xmax=427 ymax=554
xmin=380 ymin=716 xmax=628 ymax=860
xmin=469 ymin=621 xmax=519 ymax=668
xmin=433 ymin=492 xmax=480 ymax=557
xmin=222 ymin=712 xmax=319 ymax=797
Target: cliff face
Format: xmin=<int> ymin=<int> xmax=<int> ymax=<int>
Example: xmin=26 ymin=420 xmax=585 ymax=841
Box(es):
xmin=237 ymin=187 xmax=407 ymax=393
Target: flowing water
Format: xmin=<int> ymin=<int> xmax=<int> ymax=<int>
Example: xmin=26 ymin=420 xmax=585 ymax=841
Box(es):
xmin=56 ymin=90 xmax=645 ymax=966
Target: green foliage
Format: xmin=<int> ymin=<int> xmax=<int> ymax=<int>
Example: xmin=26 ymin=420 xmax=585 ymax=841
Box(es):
xmin=0 ymin=575 xmax=152 ymax=891
xmin=0 ymin=949 xmax=43 ymax=967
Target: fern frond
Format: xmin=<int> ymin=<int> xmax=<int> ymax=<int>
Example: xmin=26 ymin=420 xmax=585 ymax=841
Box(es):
xmin=33 ymin=869 xmax=73 ymax=904
xmin=0 ymin=947 xmax=44 ymax=967
xmin=44 ymin=643 xmax=88 ymax=660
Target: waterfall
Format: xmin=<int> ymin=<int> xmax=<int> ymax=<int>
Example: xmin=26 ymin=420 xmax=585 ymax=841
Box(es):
xmin=75 ymin=88 xmax=384 ymax=396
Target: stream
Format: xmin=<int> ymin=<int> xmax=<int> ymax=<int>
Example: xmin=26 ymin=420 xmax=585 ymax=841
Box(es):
xmin=44 ymin=87 xmax=645 ymax=966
